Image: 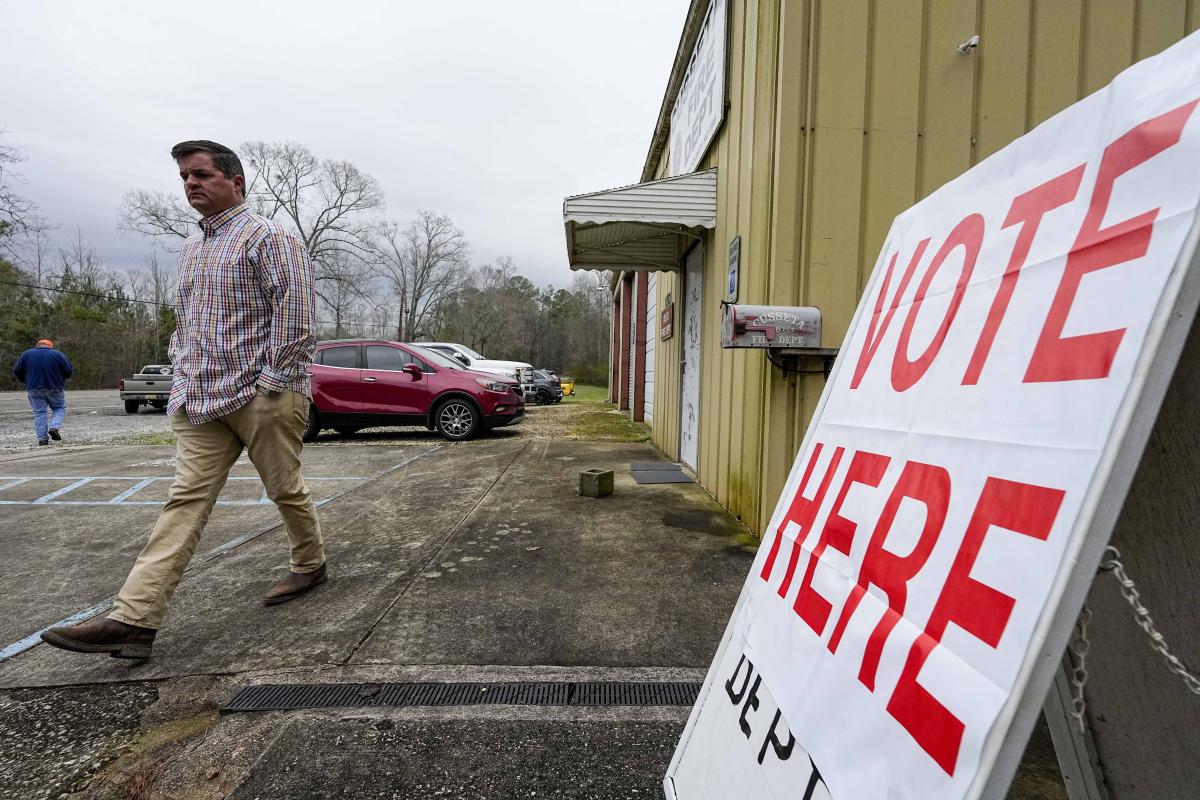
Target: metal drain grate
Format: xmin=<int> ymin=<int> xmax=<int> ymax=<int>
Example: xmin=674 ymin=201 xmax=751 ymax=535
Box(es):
xmin=220 ymin=681 xmax=701 ymax=714
xmin=573 ymin=681 xmax=699 ymax=706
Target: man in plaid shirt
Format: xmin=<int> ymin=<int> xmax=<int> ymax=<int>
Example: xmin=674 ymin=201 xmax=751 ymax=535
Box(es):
xmin=42 ymin=140 xmax=328 ymax=660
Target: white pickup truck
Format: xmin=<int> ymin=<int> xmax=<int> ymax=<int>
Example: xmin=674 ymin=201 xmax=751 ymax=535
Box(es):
xmin=415 ymin=342 xmax=536 ymax=396
xmin=119 ymin=364 xmax=173 ymax=413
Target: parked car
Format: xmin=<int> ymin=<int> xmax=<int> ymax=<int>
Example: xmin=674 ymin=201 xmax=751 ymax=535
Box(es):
xmin=304 ymin=340 xmax=524 ymax=442
xmin=530 ymin=369 xmax=563 ymax=405
xmin=414 ymin=342 xmax=536 ymax=395
xmin=119 ymin=364 xmax=173 ymax=413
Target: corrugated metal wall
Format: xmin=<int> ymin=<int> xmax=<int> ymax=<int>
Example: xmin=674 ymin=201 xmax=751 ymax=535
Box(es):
xmin=650 ymin=0 xmax=1200 ymax=535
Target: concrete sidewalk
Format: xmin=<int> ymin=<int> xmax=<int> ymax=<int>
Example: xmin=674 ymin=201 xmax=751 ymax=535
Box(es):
xmin=0 ymin=439 xmax=756 ymax=798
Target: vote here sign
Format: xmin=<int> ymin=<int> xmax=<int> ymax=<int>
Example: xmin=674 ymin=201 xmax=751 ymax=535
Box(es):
xmin=666 ymin=32 xmax=1200 ymax=800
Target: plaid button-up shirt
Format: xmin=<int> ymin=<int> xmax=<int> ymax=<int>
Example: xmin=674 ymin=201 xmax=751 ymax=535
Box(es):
xmin=168 ymin=203 xmax=317 ymax=424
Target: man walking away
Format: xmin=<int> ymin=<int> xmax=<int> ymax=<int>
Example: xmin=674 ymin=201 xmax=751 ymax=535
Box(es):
xmin=12 ymin=338 xmax=73 ymax=446
xmin=41 ymin=140 xmax=327 ymax=660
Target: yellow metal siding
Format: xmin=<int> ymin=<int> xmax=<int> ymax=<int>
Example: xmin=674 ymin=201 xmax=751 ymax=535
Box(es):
xmin=759 ymin=0 xmax=811 ymax=522
xmin=976 ymin=1 xmax=1031 ymax=161
xmin=1029 ymin=2 xmax=1083 ymax=128
xmin=646 ymin=0 xmax=1199 ymax=535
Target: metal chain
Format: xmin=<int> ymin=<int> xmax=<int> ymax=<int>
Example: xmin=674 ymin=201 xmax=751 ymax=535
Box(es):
xmin=1067 ymin=606 xmax=1093 ymax=733
xmin=1100 ymin=546 xmax=1200 ymax=695
xmin=1065 ymin=546 xmax=1200 ymax=734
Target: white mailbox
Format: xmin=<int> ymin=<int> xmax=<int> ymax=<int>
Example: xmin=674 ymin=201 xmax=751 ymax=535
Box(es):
xmin=720 ymin=304 xmax=821 ymax=349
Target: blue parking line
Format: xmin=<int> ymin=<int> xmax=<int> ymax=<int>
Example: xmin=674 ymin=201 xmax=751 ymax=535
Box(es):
xmin=108 ymin=477 xmax=157 ymax=503
xmin=0 ymin=447 xmax=442 ymax=663
xmin=0 ymin=475 xmax=367 ymax=506
xmin=0 ymin=475 xmax=368 ymax=481
xmin=0 ymin=500 xmax=286 ymax=506
xmin=0 ymin=599 xmax=113 ymax=662
xmin=32 ymin=478 xmax=95 ymax=503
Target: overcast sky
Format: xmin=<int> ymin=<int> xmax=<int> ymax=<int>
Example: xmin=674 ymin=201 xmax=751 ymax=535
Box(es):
xmin=1 ymin=0 xmax=689 ymax=289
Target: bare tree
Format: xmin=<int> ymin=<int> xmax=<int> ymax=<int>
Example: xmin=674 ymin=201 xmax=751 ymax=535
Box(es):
xmin=119 ymin=141 xmax=385 ymax=308
xmin=122 ymin=252 xmax=176 ymax=363
xmin=365 ymin=211 xmax=470 ymax=341
xmin=241 ymin=141 xmax=384 ymax=269
xmin=21 ymin=227 xmax=55 ymax=299
xmin=119 ymin=189 xmax=196 ymax=244
xmin=144 ymin=251 xmax=175 ymax=308
xmin=316 ymin=250 xmax=373 ymax=337
xmin=59 ymin=227 xmax=108 ymax=282
xmin=447 ymin=256 xmax=517 ymax=352
xmin=367 ymin=300 xmax=393 ymax=339
xmin=0 ymin=133 xmax=48 ymax=262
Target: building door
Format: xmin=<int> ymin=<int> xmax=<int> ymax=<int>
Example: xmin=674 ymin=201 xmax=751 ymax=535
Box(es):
xmin=645 ymin=272 xmax=656 ymax=424
xmin=628 ymin=276 xmax=637 ymax=413
xmin=680 ymin=244 xmax=703 ymax=469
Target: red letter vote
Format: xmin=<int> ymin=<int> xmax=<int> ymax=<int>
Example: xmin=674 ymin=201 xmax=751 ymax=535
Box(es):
xmin=892 ymin=214 xmax=986 ymax=392
xmin=962 ymin=165 xmax=1086 ymax=385
xmin=851 ymin=239 xmax=931 ymax=389
xmin=1025 ymin=99 xmax=1200 ymax=383
xmin=886 ymin=477 xmax=1065 ymax=776
xmin=760 ymin=444 xmax=845 ymax=599
xmin=826 ymin=461 xmax=950 ymax=691
xmin=792 ymin=450 xmax=891 ymax=636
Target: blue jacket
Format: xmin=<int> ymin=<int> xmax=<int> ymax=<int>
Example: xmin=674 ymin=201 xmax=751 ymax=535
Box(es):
xmin=13 ymin=347 xmax=73 ymax=390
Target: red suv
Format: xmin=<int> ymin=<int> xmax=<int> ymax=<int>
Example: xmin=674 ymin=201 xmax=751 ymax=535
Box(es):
xmin=303 ymin=340 xmax=525 ymax=442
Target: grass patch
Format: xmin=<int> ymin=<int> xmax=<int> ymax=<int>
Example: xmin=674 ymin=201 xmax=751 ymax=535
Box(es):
xmin=117 ymin=431 xmax=177 ymax=446
xmin=562 ymin=383 xmax=609 ymax=404
xmin=566 ymin=410 xmax=650 ymax=442
xmin=733 ymin=531 xmax=760 ymax=551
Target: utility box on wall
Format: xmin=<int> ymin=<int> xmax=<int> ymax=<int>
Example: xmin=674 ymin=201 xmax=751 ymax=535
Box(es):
xmin=720 ymin=304 xmax=821 ymax=349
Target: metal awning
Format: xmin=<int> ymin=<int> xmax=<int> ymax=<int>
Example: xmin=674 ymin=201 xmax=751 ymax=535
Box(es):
xmin=563 ymin=169 xmax=717 ymax=272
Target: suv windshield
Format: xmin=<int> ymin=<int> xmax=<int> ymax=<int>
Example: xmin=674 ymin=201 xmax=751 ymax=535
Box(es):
xmin=411 ymin=345 xmax=465 ymax=370
xmin=453 ymin=344 xmax=484 ymax=360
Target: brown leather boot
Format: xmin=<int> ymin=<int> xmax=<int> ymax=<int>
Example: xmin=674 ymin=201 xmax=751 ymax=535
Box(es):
xmin=41 ymin=617 xmax=156 ymax=659
xmin=263 ymin=563 xmax=328 ymax=606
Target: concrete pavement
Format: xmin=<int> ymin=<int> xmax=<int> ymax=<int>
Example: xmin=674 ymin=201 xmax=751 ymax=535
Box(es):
xmin=0 ymin=438 xmax=754 ymax=798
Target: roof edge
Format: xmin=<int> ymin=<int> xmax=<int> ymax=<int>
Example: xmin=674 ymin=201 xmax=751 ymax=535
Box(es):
xmin=640 ymin=0 xmax=712 ymax=183
xmin=563 ymin=167 xmax=718 ymax=204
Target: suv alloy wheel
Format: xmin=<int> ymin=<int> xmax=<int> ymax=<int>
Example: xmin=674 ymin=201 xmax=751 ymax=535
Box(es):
xmin=434 ymin=398 xmax=480 ymax=441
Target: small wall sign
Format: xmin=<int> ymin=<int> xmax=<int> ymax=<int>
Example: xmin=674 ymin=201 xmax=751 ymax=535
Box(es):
xmin=727 ymin=235 xmax=740 ymax=303
xmin=661 ymin=295 xmax=675 ymax=340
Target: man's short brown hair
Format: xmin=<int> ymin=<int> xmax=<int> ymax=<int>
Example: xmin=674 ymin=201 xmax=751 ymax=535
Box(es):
xmin=170 ymin=140 xmax=245 ymax=185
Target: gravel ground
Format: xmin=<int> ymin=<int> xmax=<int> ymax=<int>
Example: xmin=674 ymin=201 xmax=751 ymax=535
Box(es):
xmin=0 ymin=391 xmax=618 ymax=454
xmin=0 ymin=683 xmax=159 ymax=800
xmin=0 ymin=391 xmax=176 ymax=454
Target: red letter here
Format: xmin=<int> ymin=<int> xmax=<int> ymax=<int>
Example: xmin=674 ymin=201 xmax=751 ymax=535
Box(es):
xmin=886 ymin=477 xmax=1065 ymax=776
xmin=826 ymin=461 xmax=950 ymax=691
xmin=1025 ymin=99 xmax=1200 ymax=383
xmin=760 ymin=444 xmax=844 ymax=599
xmin=793 ymin=450 xmax=891 ymax=637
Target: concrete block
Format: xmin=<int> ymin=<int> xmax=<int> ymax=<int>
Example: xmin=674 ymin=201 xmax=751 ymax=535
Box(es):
xmin=579 ymin=468 xmax=614 ymax=498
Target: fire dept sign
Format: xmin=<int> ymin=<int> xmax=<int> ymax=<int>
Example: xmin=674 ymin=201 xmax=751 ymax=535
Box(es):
xmin=666 ymin=32 xmax=1200 ymax=800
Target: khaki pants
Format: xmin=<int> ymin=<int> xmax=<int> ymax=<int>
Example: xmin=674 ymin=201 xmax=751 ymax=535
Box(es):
xmin=109 ymin=390 xmax=325 ymax=629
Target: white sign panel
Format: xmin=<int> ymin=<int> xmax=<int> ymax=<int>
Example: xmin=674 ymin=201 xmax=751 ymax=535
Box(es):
xmin=667 ymin=32 xmax=1200 ymax=800
xmin=669 ymin=0 xmax=726 ymax=176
